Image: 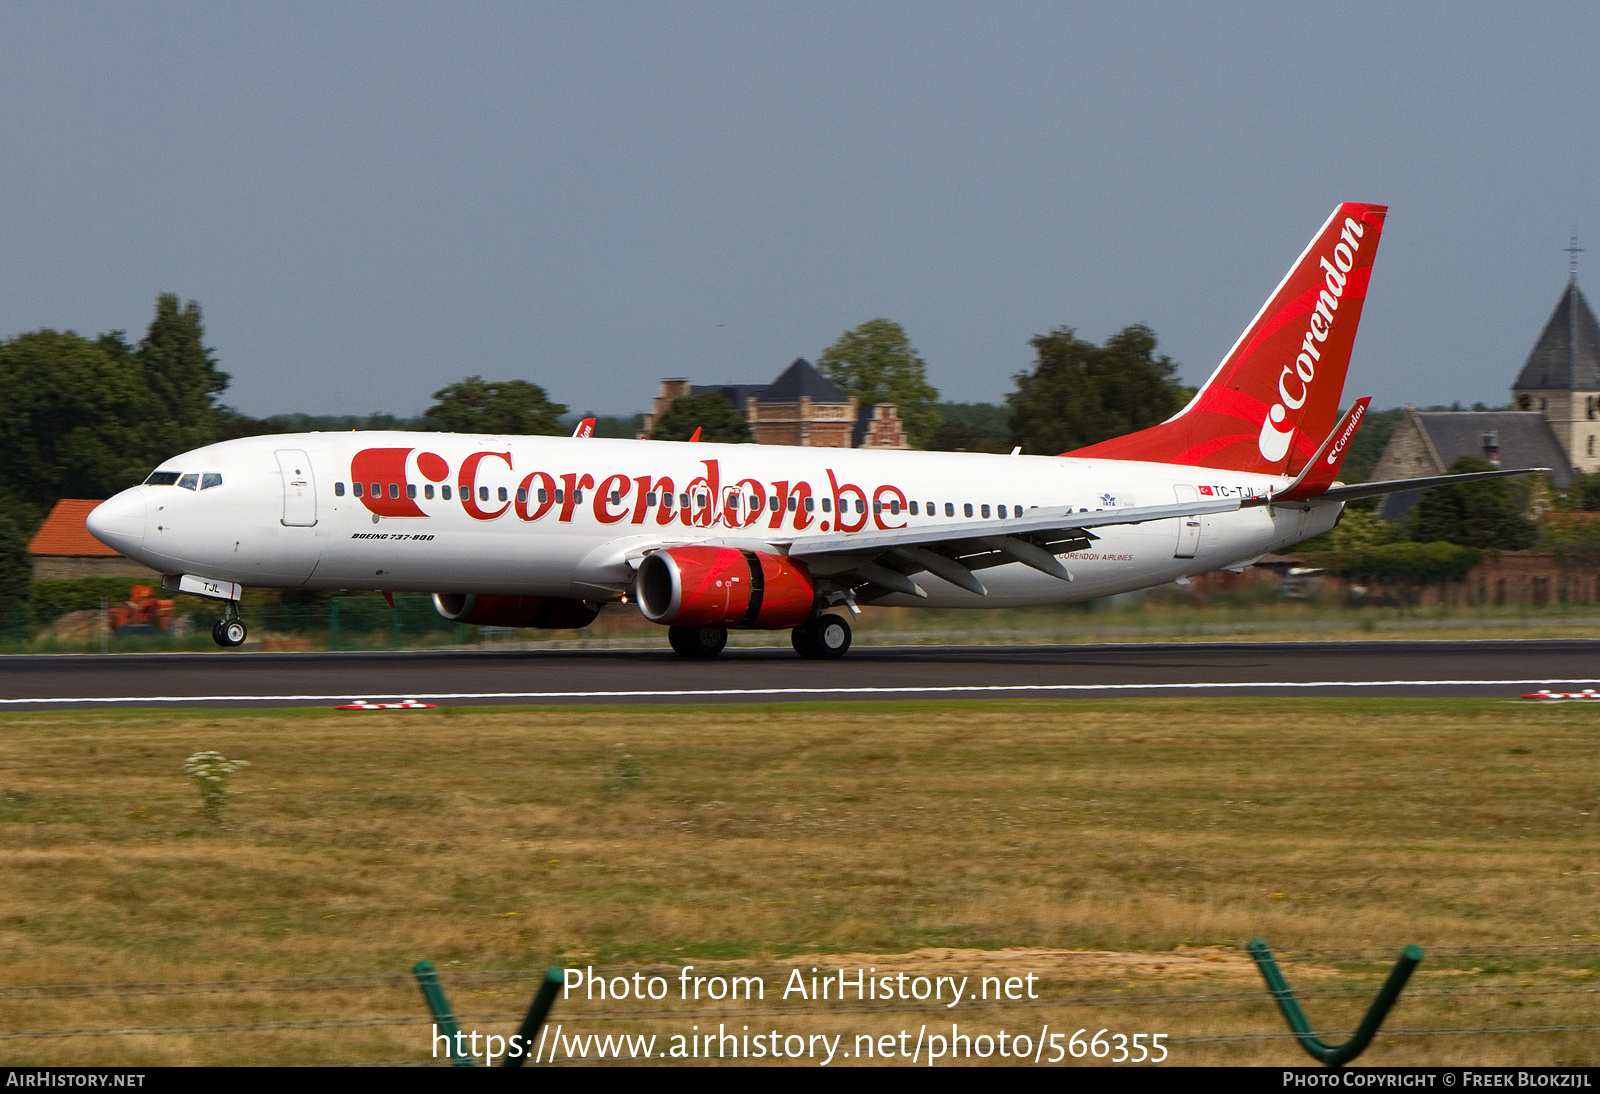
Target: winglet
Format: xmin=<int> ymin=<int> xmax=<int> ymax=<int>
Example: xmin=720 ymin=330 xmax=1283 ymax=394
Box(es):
xmin=1275 ymin=397 xmax=1370 ymax=503
xmin=688 ymin=426 xmax=702 ymax=443
xmin=572 ymin=417 xmax=596 ymax=438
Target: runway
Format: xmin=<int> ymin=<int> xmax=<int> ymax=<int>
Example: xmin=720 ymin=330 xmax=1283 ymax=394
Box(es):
xmin=0 ymin=639 xmax=1597 ymax=709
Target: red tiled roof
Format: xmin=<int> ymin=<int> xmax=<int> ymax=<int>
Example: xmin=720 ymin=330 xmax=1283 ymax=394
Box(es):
xmin=28 ymin=499 xmax=120 ymax=557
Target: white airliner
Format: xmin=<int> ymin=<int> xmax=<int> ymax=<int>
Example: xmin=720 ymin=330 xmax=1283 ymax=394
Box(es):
xmin=87 ymin=203 xmax=1537 ymax=657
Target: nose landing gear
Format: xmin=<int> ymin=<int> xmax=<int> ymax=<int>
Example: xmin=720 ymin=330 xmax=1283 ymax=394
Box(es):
xmin=211 ymin=602 xmax=248 ymax=648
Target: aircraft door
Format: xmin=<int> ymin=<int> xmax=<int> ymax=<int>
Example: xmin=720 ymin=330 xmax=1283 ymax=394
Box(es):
xmin=1173 ymin=484 xmax=1201 ymax=559
xmin=276 ymin=449 xmax=318 ymax=527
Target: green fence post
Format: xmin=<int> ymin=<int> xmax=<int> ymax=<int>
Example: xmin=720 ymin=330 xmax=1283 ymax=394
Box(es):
xmin=503 ymin=967 xmax=564 ymax=1067
xmin=412 ymin=960 xmax=475 ymax=1066
xmin=1247 ymin=938 xmax=1423 ymax=1067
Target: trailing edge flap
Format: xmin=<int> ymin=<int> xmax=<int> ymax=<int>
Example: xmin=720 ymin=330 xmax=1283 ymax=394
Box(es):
xmin=785 ymin=497 xmax=1245 ymax=560
xmin=1288 ymin=467 xmax=1551 ymax=507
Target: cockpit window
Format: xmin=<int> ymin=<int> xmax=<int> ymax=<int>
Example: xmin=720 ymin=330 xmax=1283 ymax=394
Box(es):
xmin=145 ymin=471 xmax=181 ymax=486
xmin=177 ymin=473 xmax=199 ymax=491
xmin=200 ymin=473 xmax=223 ymax=490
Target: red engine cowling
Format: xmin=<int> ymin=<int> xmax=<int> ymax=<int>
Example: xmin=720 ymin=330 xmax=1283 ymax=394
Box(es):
xmin=635 ymin=546 xmax=814 ymax=628
xmin=431 ymin=593 xmax=601 ymax=629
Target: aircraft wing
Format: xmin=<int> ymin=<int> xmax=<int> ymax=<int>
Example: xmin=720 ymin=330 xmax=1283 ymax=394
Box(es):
xmin=777 ymin=497 xmax=1246 ymax=598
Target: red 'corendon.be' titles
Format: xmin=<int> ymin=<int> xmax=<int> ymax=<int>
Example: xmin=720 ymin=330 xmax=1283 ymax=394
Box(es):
xmin=348 ymin=451 xmax=912 ymax=534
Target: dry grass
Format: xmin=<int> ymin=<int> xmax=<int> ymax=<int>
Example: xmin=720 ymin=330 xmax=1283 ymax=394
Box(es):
xmin=0 ymin=698 xmax=1597 ymax=1066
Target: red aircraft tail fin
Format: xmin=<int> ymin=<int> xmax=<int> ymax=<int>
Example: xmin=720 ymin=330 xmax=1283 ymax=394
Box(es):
xmin=1067 ymin=203 xmax=1387 ymax=476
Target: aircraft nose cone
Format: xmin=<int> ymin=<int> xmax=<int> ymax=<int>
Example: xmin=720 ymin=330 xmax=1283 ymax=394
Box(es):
xmin=87 ymin=489 xmax=146 ymax=555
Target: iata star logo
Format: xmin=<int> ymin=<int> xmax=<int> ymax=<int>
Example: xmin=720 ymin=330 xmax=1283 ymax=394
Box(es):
xmin=1100 ymin=493 xmax=1117 ymax=507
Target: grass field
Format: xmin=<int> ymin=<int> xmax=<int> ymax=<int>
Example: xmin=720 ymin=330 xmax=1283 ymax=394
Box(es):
xmin=1 ymin=698 xmax=1597 ymax=1066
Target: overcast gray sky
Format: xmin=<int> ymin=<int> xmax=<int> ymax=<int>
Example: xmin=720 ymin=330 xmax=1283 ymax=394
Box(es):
xmin=3 ymin=2 xmax=1598 ymax=420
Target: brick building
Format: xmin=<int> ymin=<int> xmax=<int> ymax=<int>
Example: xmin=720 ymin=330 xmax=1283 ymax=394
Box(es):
xmin=28 ymin=499 xmax=159 ymax=580
xmin=642 ymin=358 xmax=909 ymax=449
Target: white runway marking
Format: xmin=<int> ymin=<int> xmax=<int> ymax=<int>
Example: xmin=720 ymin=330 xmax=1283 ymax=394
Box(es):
xmin=1 ymin=679 xmax=1598 ymax=705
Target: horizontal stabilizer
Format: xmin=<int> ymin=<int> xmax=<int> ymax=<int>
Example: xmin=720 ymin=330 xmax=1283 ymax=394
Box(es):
xmin=1285 ymin=467 xmax=1550 ymax=506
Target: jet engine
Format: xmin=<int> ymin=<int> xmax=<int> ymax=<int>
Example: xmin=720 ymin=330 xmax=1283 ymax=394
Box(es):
xmin=634 ymin=546 xmax=814 ymax=628
xmin=430 ymin=593 xmax=601 ymax=629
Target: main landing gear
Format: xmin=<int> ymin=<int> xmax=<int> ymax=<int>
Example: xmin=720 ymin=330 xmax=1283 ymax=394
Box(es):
xmin=211 ymin=602 xmax=248 ymax=648
xmin=664 ymin=614 xmax=853 ymax=660
xmin=668 ymin=624 xmax=728 ymax=659
xmin=792 ymin=614 xmax=851 ymax=659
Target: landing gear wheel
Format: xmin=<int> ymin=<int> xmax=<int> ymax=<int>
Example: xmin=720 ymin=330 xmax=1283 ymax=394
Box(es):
xmin=213 ymin=618 xmax=247 ymax=647
xmin=793 ymin=614 xmax=851 ymax=659
xmin=668 ymin=624 xmax=728 ymax=658
xmin=212 ymin=620 xmax=228 ymax=647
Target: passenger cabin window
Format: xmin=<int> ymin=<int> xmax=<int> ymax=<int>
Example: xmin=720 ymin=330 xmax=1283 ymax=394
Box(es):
xmin=787 ymin=496 xmax=798 ymax=512
xmin=821 ymin=498 xmax=832 ymax=513
xmin=424 ymin=485 xmax=434 ymax=499
xmin=909 ymin=501 xmax=918 ymax=515
xmin=538 ymin=488 xmax=548 ymax=504
xmin=334 ymin=482 xmax=346 ymax=497
xmin=441 ymin=485 xmax=452 ymax=500
xmin=145 ymin=471 xmax=181 ymax=486
xmin=177 ymin=473 xmax=199 ymax=491
xmin=389 ymin=483 xmax=399 ymax=499
xmin=479 ymin=487 xmax=489 ymax=501
xmin=945 ymin=502 xmax=954 ymax=516
xmin=855 ymin=499 xmax=865 ymax=514
xmin=370 ymin=482 xmax=380 ymax=498
xmin=407 ymin=484 xmax=417 ymax=499
xmin=804 ymin=497 xmax=815 ymax=512
xmin=498 ymin=487 xmax=508 ymax=502
xmin=516 ymin=487 xmax=528 ymax=504
xmin=200 ymin=473 xmax=223 ymax=490
xmin=353 ymin=482 xmax=364 ymax=497
xmin=964 ymin=503 xmax=974 ymax=517
xmin=889 ymin=500 xmax=900 ymax=515
xmin=981 ymin=504 xmax=991 ymax=518
xmin=646 ymin=492 xmax=657 ymax=506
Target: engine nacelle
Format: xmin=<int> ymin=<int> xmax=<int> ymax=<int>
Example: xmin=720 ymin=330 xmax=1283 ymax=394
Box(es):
xmin=431 ymin=593 xmax=600 ymax=629
xmin=635 ymin=546 xmax=814 ymax=628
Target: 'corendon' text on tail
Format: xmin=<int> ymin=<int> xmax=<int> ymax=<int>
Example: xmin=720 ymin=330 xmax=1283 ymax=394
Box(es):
xmin=1067 ymin=202 xmax=1387 ymax=476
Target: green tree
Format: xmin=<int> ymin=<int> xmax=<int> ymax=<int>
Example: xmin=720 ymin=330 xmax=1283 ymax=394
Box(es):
xmin=1561 ymin=471 xmax=1600 ymax=511
xmin=136 ymin=294 xmax=230 ymax=457
xmin=650 ymin=394 xmax=751 ymax=443
xmin=1006 ymin=325 xmax=1191 ymax=455
xmin=0 ymin=510 xmax=32 ymax=638
xmin=1406 ymin=455 xmax=1539 ymax=550
xmin=818 ymin=319 xmax=941 ymax=449
xmin=0 ymin=330 xmax=148 ymax=511
xmin=422 ymin=376 xmax=567 ymax=435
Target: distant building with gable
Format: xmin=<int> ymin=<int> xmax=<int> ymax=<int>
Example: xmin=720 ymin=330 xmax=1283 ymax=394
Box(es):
xmin=642 ymin=358 xmax=909 ymax=449
xmin=1371 ymin=274 xmax=1597 ymax=519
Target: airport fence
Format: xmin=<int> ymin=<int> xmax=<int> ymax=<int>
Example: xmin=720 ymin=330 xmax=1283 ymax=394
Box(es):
xmin=3 ymin=944 xmax=1598 ymax=1066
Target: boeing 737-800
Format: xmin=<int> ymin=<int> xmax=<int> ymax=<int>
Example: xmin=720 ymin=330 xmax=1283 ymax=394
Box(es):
xmin=86 ymin=204 xmax=1539 ymax=657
